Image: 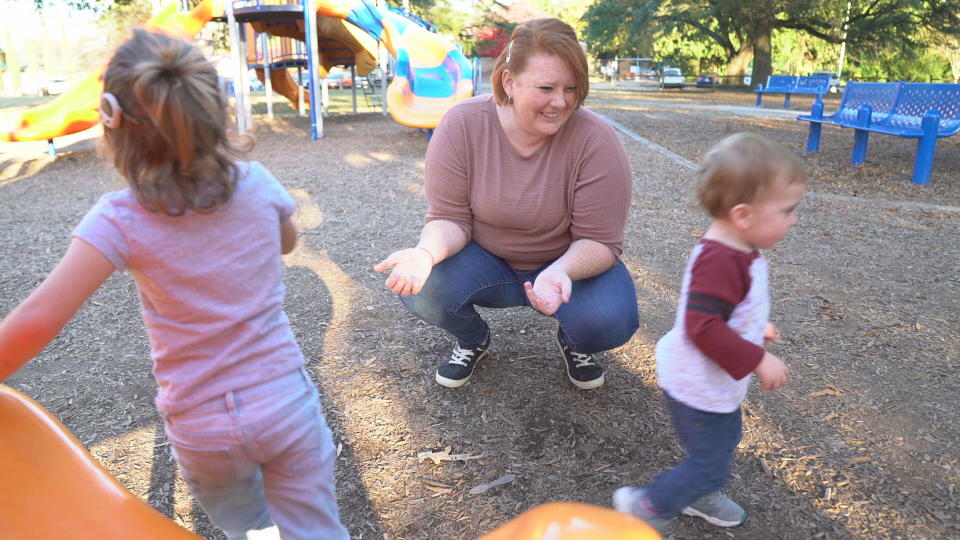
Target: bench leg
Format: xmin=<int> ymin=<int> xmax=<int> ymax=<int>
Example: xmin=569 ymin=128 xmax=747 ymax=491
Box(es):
xmin=755 ymin=93 xmax=762 ymax=106
xmin=784 ymin=94 xmax=791 ymax=109
xmin=912 ymin=114 xmax=940 ymax=184
xmin=852 ymin=129 xmax=869 ymax=164
xmin=806 ymin=123 xmax=822 ymax=152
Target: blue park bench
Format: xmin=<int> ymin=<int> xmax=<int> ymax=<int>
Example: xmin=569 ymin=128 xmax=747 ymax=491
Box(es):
xmin=755 ymin=75 xmax=830 ymax=108
xmin=798 ymin=81 xmax=960 ymax=184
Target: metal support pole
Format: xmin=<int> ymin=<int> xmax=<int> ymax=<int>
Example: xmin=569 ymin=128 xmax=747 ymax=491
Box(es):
xmin=297 ymin=66 xmax=305 ymax=116
xmin=261 ymin=32 xmax=273 ymax=120
xmin=351 ymin=64 xmax=357 ymax=114
xmin=836 ymin=0 xmax=852 ymax=80
xmin=303 ymin=0 xmax=323 ymax=138
xmin=378 ymin=0 xmax=388 ymax=116
xmin=225 ymin=2 xmax=248 ymax=134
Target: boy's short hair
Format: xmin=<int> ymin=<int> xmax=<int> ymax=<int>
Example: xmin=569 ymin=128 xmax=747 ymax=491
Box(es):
xmin=696 ymin=132 xmax=808 ymax=217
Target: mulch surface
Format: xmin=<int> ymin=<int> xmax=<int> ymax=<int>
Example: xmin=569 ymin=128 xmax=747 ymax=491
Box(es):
xmin=1 ymin=88 xmax=958 ymax=539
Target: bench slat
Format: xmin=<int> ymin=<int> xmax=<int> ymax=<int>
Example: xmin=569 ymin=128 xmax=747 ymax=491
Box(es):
xmin=796 ymin=81 xmax=960 ymax=184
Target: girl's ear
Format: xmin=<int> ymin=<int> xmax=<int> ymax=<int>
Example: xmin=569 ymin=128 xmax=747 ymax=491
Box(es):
xmin=729 ymin=203 xmax=753 ymax=229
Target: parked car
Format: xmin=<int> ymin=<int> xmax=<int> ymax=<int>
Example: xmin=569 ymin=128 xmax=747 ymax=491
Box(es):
xmin=696 ymin=72 xmax=719 ymax=88
xmin=635 ymin=68 xmax=659 ymax=86
xmin=810 ymin=70 xmax=841 ymax=93
xmin=296 ymin=70 xmax=356 ymax=89
xmin=660 ymin=68 xmax=685 ymax=89
xmin=638 ymin=68 xmax=658 ymax=80
xmin=36 ymin=78 xmax=69 ymax=96
xmin=324 ymin=70 xmax=353 ymax=89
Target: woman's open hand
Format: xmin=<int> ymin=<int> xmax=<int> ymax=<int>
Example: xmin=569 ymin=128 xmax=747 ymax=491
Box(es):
xmin=524 ymin=267 xmax=571 ymax=316
xmin=373 ymin=247 xmax=434 ymax=296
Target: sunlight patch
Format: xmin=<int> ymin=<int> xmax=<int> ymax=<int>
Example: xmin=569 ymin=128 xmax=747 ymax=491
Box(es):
xmin=369 ymin=151 xmax=394 ymax=161
xmin=344 ymin=153 xmax=373 ymax=167
xmin=290 ymin=188 xmax=324 ymax=229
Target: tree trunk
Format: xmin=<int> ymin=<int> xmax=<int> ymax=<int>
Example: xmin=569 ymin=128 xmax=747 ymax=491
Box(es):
xmin=724 ymin=45 xmax=753 ymax=86
xmin=751 ymin=20 xmax=774 ymax=89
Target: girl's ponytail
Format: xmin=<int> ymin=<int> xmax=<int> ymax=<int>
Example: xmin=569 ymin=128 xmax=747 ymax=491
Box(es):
xmin=101 ymin=29 xmax=252 ymax=216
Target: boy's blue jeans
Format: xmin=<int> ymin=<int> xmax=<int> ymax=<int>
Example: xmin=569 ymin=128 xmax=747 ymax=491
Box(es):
xmin=646 ymin=391 xmax=743 ymax=518
xmin=400 ymin=241 xmax=639 ymax=353
xmin=160 ymin=369 xmax=349 ymax=540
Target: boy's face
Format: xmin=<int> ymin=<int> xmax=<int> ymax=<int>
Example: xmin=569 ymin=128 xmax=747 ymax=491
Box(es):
xmin=742 ymin=178 xmax=806 ymax=250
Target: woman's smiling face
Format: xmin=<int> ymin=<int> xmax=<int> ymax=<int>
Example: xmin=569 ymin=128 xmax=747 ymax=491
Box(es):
xmin=503 ymin=53 xmax=578 ymax=141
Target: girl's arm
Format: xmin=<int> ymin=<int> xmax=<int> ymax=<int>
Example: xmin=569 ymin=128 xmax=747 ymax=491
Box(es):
xmin=280 ymin=219 xmax=298 ymax=255
xmin=0 ymin=238 xmax=115 ymax=382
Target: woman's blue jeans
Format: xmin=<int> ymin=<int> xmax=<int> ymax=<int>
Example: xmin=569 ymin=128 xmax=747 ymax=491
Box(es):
xmin=646 ymin=391 xmax=743 ymax=518
xmin=399 ymin=241 xmax=639 ymax=353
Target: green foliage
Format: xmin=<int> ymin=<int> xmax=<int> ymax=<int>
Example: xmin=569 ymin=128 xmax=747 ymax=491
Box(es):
xmin=583 ymin=0 xmax=960 ymax=81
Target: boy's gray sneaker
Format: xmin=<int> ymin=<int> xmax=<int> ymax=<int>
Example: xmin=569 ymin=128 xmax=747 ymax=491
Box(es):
xmin=612 ymin=486 xmax=672 ymax=534
xmin=681 ymin=491 xmax=747 ymax=527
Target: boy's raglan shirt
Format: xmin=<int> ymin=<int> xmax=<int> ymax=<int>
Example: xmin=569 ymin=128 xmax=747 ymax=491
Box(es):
xmin=656 ymin=239 xmax=770 ymax=413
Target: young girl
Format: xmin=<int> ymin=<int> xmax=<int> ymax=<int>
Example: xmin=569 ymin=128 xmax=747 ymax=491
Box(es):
xmin=613 ymin=132 xmax=806 ymax=533
xmin=0 ymin=30 xmax=349 ymax=540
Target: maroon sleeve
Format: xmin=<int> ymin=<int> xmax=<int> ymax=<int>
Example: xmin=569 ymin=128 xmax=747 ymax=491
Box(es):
xmin=685 ymin=243 xmax=765 ymax=380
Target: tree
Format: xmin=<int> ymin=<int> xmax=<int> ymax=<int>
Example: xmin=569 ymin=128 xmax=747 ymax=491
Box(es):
xmin=584 ymin=0 xmax=960 ymax=85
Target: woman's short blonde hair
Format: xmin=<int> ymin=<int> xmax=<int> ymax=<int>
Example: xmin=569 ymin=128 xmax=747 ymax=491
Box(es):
xmin=696 ymin=132 xmax=808 ymax=217
xmin=101 ymin=29 xmax=252 ymax=216
xmin=491 ymin=18 xmax=589 ymax=108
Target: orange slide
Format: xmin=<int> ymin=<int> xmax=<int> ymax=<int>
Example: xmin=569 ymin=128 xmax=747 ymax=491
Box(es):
xmin=0 ymin=385 xmax=201 ymax=538
xmin=1 ymin=380 xmax=660 ymax=539
xmin=2 ymin=0 xmax=221 ymax=143
xmin=255 ymin=67 xmax=309 ymax=108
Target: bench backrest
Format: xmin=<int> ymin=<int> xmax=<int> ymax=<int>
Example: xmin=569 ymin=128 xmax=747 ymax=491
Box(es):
xmin=875 ymin=82 xmax=960 ymax=135
xmin=830 ymin=81 xmax=902 ymax=124
xmin=795 ymin=75 xmax=830 ymax=93
xmin=765 ymin=75 xmax=798 ymax=90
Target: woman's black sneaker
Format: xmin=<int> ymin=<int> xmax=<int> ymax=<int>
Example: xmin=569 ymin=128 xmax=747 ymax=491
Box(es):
xmin=435 ymin=332 xmax=491 ymax=388
xmin=556 ymin=330 xmax=604 ymax=390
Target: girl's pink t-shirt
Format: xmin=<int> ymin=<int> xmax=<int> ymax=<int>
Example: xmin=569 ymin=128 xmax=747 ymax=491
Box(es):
xmin=73 ymin=162 xmax=304 ymax=414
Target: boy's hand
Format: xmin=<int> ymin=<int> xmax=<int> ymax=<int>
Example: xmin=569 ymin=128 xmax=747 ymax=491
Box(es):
xmin=764 ymin=322 xmax=780 ymax=344
xmin=754 ymin=351 xmax=789 ymax=390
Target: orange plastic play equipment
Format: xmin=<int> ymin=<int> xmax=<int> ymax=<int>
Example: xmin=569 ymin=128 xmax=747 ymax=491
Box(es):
xmin=0 ymin=383 xmax=658 ymax=540
xmin=255 ymin=67 xmax=309 ymax=107
xmin=478 ymin=502 xmax=662 ymax=540
xmin=0 ymin=384 xmax=201 ymax=538
xmin=2 ymin=0 xmax=222 ymax=143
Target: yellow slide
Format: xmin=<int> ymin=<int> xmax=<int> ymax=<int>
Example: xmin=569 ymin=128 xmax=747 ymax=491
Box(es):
xmin=2 ymin=1 xmax=221 ymax=143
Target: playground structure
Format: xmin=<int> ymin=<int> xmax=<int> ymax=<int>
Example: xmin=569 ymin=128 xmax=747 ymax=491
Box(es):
xmin=2 ymin=0 xmax=479 ymax=149
xmin=0 ymin=381 xmax=660 ymax=538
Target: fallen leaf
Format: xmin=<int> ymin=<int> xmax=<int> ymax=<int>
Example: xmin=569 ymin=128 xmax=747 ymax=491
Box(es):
xmin=418 ymin=446 xmax=484 ymax=465
xmin=469 ymin=473 xmax=516 ymax=495
xmin=809 ymin=388 xmax=845 ymax=398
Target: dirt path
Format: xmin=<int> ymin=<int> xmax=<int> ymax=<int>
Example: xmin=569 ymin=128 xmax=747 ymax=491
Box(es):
xmin=1 ymin=90 xmax=958 ymax=539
